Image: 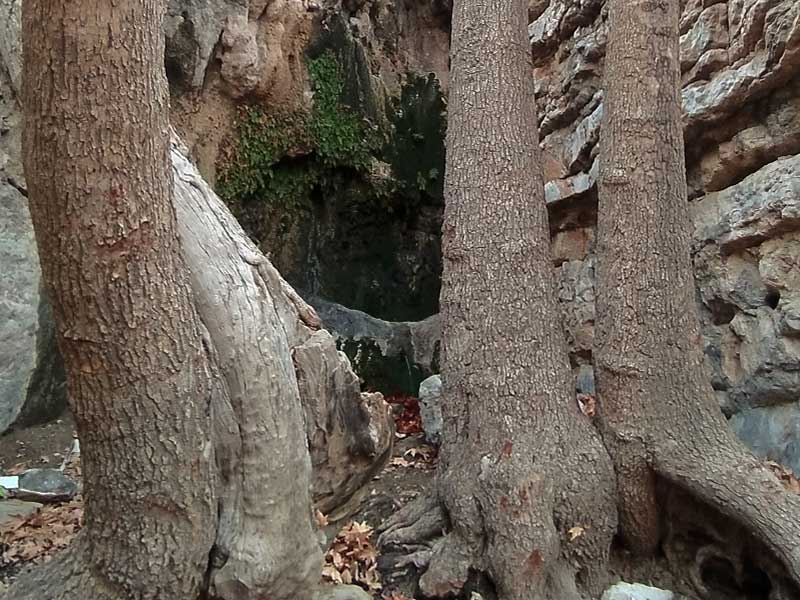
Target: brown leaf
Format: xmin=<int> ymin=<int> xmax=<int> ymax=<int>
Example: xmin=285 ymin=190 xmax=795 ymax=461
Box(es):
xmin=314 ymin=509 xmax=329 ymax=528
xmin=567 ymin=525 xmax=586 ymax=541
xmin=577 ymin=393 xmax=596 ymax=418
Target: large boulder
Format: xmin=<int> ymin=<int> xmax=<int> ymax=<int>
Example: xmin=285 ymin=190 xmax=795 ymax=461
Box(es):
xmin=0 ymin=181 xmax=65 ymax=432
xmin=308 ymin=296 xmax=441 ymax=395
xmin=0 ymin=33 xmax=66 ymax=433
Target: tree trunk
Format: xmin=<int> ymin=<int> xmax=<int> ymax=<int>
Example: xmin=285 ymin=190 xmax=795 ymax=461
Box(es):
xmin=9 ymin=1 xmax=392 ymax=599
xmin=596 ymin=0 xmax=800 ymax=594
xmin=16 ymin=0 xmax=216 ymax=597
xmin=380 ymin=2 xmax=617 ymax=599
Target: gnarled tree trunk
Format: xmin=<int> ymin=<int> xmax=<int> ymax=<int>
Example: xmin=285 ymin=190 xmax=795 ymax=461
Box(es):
xmin=596 ymin=0 xmax=800 ymax=595
xmin=380 ymin=2 xmax=617 ymax=599
xmin=9 ymin=1 xmax=392 ymax=599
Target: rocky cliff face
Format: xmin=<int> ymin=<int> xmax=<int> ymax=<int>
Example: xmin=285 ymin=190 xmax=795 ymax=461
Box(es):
xmin=533 ymin=0 xmax=800 ymax=470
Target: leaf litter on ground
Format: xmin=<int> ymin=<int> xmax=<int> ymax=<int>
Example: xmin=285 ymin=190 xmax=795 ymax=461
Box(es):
xmin=322 ymin=521 xmax=382 ymax=592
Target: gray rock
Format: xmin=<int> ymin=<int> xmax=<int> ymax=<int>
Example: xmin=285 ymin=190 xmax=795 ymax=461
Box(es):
xmin=690 ymin=154 xmax=800 ymax=253
xmin=165 ymin=0 xmax=247 ymax=88
xmin=575 ymin=364 xmax=595 ymax=396
xmin=16 ymin=468 xmax=78 ymax=503
xmin=0 ymin=182 xmax=66 ymax=433
xmin=308 ymin=296 xmax=440 ymax=395
xmin=730 ymin=404 xmax=800 ymax=474
xmin=314 ymin=584 xmax=372 ymax=600
xmin=602 ymin=582 xmax=679 ymax=600
xmin=679 ymin=3 xmax=729 ymax=73
xmin=418 ymin=375 xmax=443 ymax=445
xmin=0 ymin=0 xmax=21 ymax=97
xmin=0 ymin=498 xmax=42 ymax=527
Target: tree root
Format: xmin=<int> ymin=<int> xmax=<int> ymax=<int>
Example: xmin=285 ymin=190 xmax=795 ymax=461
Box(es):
xmin=377 ymin=434 xmax=617 ymax=600
xmin=656 ymin=441 xmax=800 ymax=597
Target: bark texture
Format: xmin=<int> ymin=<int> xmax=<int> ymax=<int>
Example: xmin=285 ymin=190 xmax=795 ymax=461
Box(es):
xmin=382 ymin=2 xmax=617 ymax=599
xmin=13 ymin=0 xmax=216 ymax=598
xmin=596 ymin=0 xmax=800 ymax=593
xmin=171 ymin=137 xmax=394 ymax=598
xmin=10 ymin=1 xmax=392 ymax=598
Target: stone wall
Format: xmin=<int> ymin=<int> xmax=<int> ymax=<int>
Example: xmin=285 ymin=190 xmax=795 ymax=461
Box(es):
xmin=534 ymin=0 xmax=800 ymax=470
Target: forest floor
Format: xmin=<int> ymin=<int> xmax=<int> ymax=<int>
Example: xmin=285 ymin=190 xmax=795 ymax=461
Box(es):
xmin=0 ymin=396 xmax=436 ymax=599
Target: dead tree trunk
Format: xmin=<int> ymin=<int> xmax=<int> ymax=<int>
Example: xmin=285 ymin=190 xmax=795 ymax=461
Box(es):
xmin=596 ymin=0 xmax=800 ymax=593
xmin=9 ymin=1 xmax=392 ymax=599
xmin=380 ymin=1 xmax=617 ymax=599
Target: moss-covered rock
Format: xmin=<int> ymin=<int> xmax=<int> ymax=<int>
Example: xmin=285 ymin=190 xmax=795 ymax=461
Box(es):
xmin=217 ymin=26 xmax=447 ymax=323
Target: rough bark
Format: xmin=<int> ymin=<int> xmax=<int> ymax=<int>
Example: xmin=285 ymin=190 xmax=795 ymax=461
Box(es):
xmin=12 ymin=0 xmax=216 ymax=598
xmin=9 ymin=1 xmax=392 ymax=598
xmin=596 ymin=0 xmax=800 ymax=593
xmin=171 ymin=137 xmax=394 ymax=598
xmin=380 ymin=2 xmax=617 ymax=599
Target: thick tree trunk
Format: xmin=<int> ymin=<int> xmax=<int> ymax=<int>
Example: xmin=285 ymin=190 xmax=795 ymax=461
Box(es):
xmin=170 ymin=136 xmax=394 ymax=598
xmin=9 ymin=1 xmax=392 ymax=599
xmin=596 ymin=0 xmax=800 ymax=593
xmin=15 ymin=0 xmax=216 ymax=597
xmin=381 ymin=2 xmax=617 ymax=599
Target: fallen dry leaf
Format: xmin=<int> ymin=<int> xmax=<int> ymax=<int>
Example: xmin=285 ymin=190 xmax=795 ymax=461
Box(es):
xmin=383 ymin=592 xmax=413 ymax=600
xmin=766 ymin=460 xmax=800 ymax=494
xmin=322 ymin=521 xmax=382 ymax=592
xmin=567 ymin=525 xmax=586 ymax=541
xmin=314 ymin=509 xmax=329 ymax=528
xmin=577 ymin=393 xmax=596 ymax=418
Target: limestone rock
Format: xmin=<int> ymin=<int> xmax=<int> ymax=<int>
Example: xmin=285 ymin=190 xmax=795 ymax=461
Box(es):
xmin=602 ymin=582 xmax=687 ymax=600
xmin=691 ymin=154 xmax=800 ymax=253
xmin=730 ymin=403 xmax=800 ymax=473
xmin=0 ymin=181 xmax=66 ymax=433
xmin=219 ymin=13 xmax=261 ymax=97
xmin=0 ymin=0 xmax=21 ymax=97
xmin=418 ymin=374 xmax=442 ymax=445
xmin=15 ymin=468 xmax=78 ymax=503
xmin=309 ymin=296 xmax=440 ymax=394
xmin=164 ymin=0 xmax=248 ymax=88
xmin=0 ymin=499 xmax=42 ymax=527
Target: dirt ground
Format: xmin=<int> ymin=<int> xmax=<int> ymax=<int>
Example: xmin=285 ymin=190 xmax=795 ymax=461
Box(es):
xmin=0 ymin=407 xmax=434 ymax=599
xmin=0 ymin=414 xmax=76 ymax=474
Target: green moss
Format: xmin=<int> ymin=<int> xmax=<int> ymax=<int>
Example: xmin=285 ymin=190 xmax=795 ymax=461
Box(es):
xmin=337 ymin=338 xmax=425 ymax=395
xmin=216 ymin=42 xmax=448 ymax=323
xmin=217 ymin=109 xmax=312 ymax=209
xmin=307 ymin=52 xmax=382 ymax=169
xmin=217 ymin=50 xmax=383 ymax=215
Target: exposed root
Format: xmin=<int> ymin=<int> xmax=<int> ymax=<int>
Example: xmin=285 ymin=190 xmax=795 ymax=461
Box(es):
xmin=656 ymin=440 xmax=800 ymax=598
xmin=377 ymin=432 xmax=617 ymax=600
xmin=377 ymin=493 xmax=447 ymax=548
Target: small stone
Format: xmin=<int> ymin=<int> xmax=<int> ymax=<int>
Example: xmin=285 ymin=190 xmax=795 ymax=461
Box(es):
xmin=314 ymin=584 xmax=372 ymax=600
xmin=15 ymin=468 xmax=77 ymax=502
xmin=602 ymin=582 xmax=678 ymax=600
xmin=418 ymin=375 xmax=443 ymax=446
xmin=0 ymin=498 xmax=42 ymax=527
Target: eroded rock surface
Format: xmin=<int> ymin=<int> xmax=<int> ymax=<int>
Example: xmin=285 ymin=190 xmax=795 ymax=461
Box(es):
xmin=531 ymin=0 xmax=800 ymax=468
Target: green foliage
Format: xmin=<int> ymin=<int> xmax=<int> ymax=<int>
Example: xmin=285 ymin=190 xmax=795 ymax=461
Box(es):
xmin=217 ymin=50 xmax=382 ymax=213
xmin=307 ymin=52 xmax=382 ymax=168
